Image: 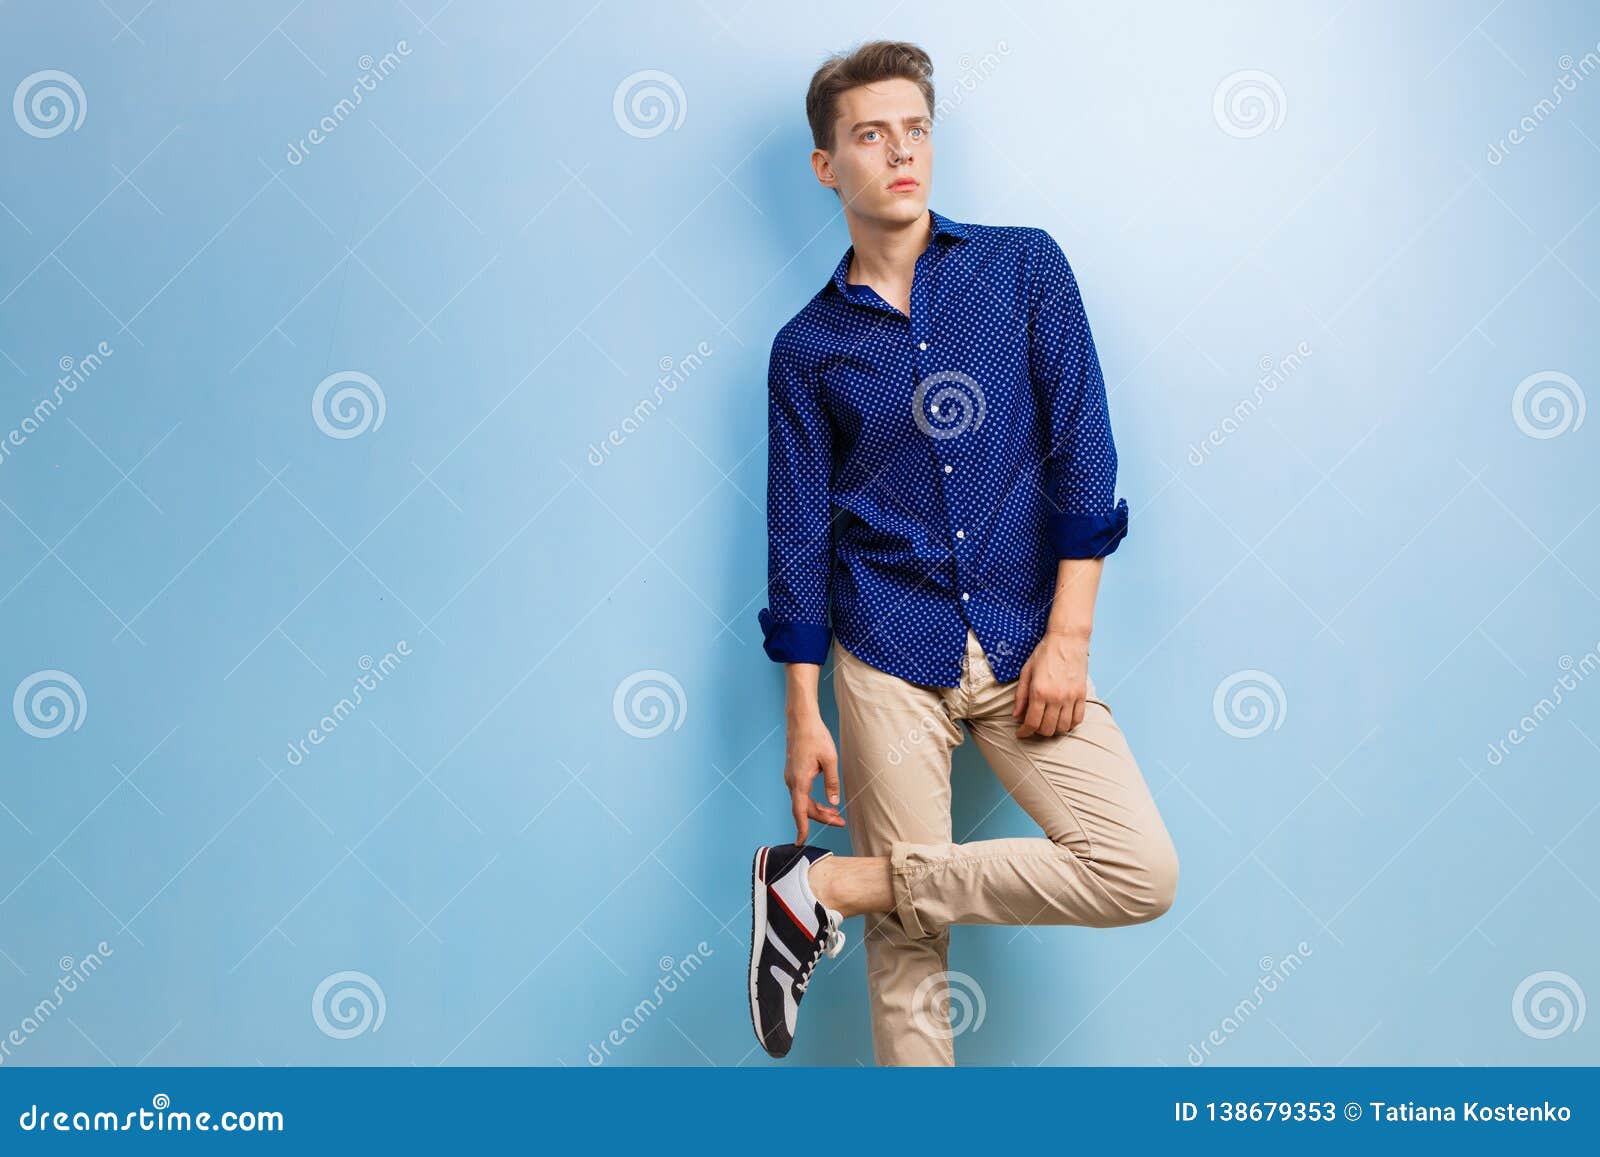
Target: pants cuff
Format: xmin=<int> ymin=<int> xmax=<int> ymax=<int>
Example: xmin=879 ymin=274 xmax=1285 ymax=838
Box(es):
xmin=890 ymin=842 xmax=934 ymax=940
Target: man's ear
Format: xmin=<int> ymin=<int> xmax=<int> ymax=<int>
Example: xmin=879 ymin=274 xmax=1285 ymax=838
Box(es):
xmin=810 ymin=147 xmax=837 ymax=192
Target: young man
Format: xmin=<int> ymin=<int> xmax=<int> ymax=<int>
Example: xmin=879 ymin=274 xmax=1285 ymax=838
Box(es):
xmin=747 ymin=41 xmax=1179 ymax=1066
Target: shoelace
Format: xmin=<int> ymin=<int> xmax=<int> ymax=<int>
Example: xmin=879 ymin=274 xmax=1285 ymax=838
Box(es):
xmin=795 ymin=909 xmax=846 ymax=994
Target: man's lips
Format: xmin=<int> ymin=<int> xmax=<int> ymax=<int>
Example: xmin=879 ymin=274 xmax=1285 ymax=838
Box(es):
xmin=887 ymin=178 xmax=919 ymax=191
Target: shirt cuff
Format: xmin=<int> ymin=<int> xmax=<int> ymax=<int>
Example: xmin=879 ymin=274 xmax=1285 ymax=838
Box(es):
xmin=1048 ymin=498 xmax=1129 ymax=559
xmin=758 ymin=609 xmax=832 ymax=665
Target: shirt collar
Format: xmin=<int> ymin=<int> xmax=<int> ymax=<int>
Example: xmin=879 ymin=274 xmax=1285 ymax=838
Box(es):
xmin=827 ymin=209 xmax=971 ymax=299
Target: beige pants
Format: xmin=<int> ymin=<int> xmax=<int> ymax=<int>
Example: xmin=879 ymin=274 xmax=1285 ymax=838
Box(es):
xmin=833 ymin=629 xmax=1179 ymax=1066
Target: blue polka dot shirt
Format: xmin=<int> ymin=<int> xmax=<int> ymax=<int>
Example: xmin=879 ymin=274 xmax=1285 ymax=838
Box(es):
xmin=759 ymin=210 xmax=1128 ymax=688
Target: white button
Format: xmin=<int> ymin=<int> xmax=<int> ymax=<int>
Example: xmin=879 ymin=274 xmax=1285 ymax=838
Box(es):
xmin=961 ymin=592 xmax=970 ymax=601
xmin=956 ymin=529 xmax=965 ymax=539
xmin=943 ymin=464 xmax=953 ymax=474
xmin=918 ymin=341 xmax=928 ymax=351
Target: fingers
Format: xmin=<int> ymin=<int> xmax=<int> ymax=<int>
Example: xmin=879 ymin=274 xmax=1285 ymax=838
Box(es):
xmin=789 ymin=758 xmax=846 ymax=845
xmin=1017 ymin=691 xmax=1048 ymax=738
xmin=791 ymin=790 xmax=844 ymax=844
xmin=1018 ymin=690 xmax=1088 ymax=738
xmin=807 ymin=798 xmax=845 ymax=827
xmin=1013 ymin=663 xmax=1034 ymax=720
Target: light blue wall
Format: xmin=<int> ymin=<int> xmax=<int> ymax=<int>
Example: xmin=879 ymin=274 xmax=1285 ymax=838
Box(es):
xmin=1 ymin=0 xmax=1595 ymax=1066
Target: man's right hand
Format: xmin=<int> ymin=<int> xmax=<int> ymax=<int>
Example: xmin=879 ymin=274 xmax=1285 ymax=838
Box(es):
xmin=785 ymin=712 xmax=843 ymax=845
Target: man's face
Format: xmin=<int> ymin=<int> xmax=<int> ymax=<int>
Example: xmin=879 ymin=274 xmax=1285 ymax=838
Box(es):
xmin=814 ymin=77 xmax=933 ymax=226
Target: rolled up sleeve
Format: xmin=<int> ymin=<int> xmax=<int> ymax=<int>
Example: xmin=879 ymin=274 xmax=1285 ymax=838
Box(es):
xmin=1027 ymin=231 xmax=1129 ymax=560
xmin=759 ymin=332 xmax=833 ymax=664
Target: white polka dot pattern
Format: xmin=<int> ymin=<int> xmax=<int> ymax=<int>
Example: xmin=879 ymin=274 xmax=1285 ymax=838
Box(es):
xmin=760 ymin=210 xmax=1128 ymax=688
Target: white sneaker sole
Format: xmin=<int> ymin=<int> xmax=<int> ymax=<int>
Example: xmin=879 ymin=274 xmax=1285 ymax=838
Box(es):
xmin=747 ymin=846 xmax=769 ymax=1052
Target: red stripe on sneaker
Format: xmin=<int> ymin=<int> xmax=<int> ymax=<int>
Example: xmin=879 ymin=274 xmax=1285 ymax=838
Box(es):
xmin=769 ymin=885 xmax=813 ymax=940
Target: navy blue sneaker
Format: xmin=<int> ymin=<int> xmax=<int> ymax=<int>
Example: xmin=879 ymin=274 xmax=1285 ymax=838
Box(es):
xmin=748 ymin=844 xmax=845 ymax=1058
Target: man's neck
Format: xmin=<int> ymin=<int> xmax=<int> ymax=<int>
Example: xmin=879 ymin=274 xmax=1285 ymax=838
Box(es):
xmin=844 ymin=208 xmax=933 ymax=291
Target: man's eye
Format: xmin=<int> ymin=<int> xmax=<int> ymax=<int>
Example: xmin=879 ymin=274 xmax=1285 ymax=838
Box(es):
xmin=910 ymin=127 xmax=927 ymax=139
xmin=862 ymin=131 xmax=880 ymax=142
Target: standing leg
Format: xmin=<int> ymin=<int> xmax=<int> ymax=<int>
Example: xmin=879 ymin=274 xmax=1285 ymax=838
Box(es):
xmin=833 ymin=641 xmax=962 ymax=1066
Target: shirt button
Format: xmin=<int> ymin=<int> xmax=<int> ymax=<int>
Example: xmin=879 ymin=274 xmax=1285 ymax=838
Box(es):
xmin=918 ymin=341 xmax=928 ymax=351
xmin=943 ymin=464 xmax=953 ymax=474
xmin=961 ymin=592 xmax=970 ymax=602
xmin=956 ymin=529 xmax=965 ymax=539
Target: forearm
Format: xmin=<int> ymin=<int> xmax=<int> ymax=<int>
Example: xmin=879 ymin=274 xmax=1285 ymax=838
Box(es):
xmin=784 ymin=662 xmax=824 ymax=722
xmin=1046 ymin=556 xmax=1104 ymax=641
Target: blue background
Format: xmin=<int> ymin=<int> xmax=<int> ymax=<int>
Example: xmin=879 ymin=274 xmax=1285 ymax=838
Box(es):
xmin=0 ymin=0 xmax=1596 ymax=1067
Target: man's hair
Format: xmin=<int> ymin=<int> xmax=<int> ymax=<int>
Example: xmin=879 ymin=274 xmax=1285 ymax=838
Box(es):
xmin=805 ymin=41 xmax=935 ymax=151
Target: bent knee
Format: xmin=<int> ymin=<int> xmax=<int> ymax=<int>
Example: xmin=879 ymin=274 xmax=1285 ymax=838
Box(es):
xmin=1112 ymin=834 xmax=1179 ymax=924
